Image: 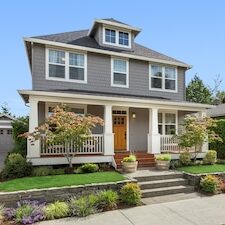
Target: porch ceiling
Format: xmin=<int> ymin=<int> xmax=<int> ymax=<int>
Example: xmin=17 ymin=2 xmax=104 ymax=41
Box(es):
xmin=18 ymin=90 xmax=214 ymax=112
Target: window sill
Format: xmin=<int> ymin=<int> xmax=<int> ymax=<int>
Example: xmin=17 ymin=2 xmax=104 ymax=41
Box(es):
xmin=46 ymin=77 xmax=87 ymax=84
xmin=149 ymin=88 xmax=177 ymax=93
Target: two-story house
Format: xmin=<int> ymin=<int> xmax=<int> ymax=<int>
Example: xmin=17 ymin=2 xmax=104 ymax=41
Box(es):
xmin=19 ymin=18 xmax=213 ymax=168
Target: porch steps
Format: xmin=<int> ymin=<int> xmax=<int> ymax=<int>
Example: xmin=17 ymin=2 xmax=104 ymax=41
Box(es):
xmin=114 ymin=151 xmax=155 ymax=169
xmin=134 ymin=172 xmax=195 ymax=198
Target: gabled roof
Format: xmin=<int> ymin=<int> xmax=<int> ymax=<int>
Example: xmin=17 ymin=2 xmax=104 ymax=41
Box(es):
xmin=0 ymin=113 xmax=15 ymax=121
xmin=207 ymin=104 xmax=225 ymax=118
xmin=32 ymin=29 xmax=188 ymax=67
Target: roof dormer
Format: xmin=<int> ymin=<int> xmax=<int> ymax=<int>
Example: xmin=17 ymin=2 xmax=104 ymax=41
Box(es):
xmin=88 ymin=18 xmax=141 ymax=50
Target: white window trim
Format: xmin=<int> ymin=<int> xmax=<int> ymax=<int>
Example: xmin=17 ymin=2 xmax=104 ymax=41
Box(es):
xmin=149 ymin=64 xmax=178 ymax=93
xmin=158 ymin=110 xmax=178 ymax=135
xmin=45 ymin=102 xmax=87 ymax=118
xmin=45 ymin=48 xmax=87 ymax=84
xmin=103 ymin=26 xmax=131 ymax=49
xmin=111 ymin=57 xmax=129 ymax=88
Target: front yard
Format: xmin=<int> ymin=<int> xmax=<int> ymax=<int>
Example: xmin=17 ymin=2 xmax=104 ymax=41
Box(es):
xmin=0 ymin=171 xmax=125 ymax=192
xmin=177 ymin=164 xmax=225 ymax=174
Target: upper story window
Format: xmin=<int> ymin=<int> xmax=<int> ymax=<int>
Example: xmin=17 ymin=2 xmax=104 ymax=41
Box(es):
xmin=0 ymin=129 xmax=3 ymax=135
xmin=150 ymin=65 xmax=177 ymax=92
xmin=111 ymin=58 xmax=129 ymax=88
xmin=46 ymin=48 xmax=87 ymax=83
xmin=158 ymin=112 xmax=177 ymax=135
xmin=105 ymin=29 xmax=116 ymax=44
xmin=103 ymin=27 xmax=131 ymax=48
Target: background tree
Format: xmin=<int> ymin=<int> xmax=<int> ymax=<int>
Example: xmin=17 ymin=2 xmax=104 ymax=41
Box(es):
xmin=186 ymin=74 xmax=213 ymax=104
xmin=0 ymin=102 xmax=11 ymax=115
xmin=177 ymin=115 xmax=222 ymax=160
xmin=25 ymin=105 xmax=104 ymax=168
xmin=214 ymin=90 xmax=225 ymax=104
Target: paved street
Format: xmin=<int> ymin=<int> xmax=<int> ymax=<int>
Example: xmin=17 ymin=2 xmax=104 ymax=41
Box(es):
xmin=37 ymin=194 xmax=225 ymax=225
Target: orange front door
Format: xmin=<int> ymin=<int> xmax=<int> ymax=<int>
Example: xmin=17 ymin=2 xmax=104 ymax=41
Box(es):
xmin=113 ymin=116 xmax=127 ymax=151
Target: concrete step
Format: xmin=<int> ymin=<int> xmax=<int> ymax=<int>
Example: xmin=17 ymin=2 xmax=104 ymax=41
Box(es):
xmin=141 ymin=185 xmax=195 ymax=198
xmin=139 ymin=178 xmax=188 ymax=189
xmin=135 ymin=173 xmax=184 ymax=182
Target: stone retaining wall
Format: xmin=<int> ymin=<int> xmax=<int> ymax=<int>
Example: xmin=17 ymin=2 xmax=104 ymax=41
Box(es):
xmin=0 ymin=179 xmax=135 ymax=207
xmin=184 ymin=172 xmax=225 ymax=189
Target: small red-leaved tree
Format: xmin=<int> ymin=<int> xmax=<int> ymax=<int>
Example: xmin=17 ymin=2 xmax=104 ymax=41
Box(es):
xmin=25 ymin=105 xmax=104 ymax=168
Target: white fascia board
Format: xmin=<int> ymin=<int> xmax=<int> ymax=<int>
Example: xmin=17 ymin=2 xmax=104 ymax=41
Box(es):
xmin=23 ymin=37 xmax=191 ymax=69
xmin=18 ymin=90 xmax=214 ymax=111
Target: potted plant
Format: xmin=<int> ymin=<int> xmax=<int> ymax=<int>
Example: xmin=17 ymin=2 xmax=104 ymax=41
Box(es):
xmin=121 ymin=155 xmax=138 ymax=173
xmin=155 ymin=154 xmax=171 ymax=170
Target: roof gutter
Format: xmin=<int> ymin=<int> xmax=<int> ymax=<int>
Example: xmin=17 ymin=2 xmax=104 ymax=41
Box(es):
xmin=23 ymin=37 xmax=191 ymax=69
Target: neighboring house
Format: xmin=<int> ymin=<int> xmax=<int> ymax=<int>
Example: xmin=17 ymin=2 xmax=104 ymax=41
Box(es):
xmin=0 ymin=114 xmax=15 ymax=168
xmin=19 ymin=18 xmax=213 ymax=167
xmin=207 ymin=104 xmax=225 ymax=119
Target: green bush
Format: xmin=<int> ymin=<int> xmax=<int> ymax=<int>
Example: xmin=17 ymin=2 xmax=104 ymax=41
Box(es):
xmin=0 ymin=204 xmax=5 ymax=221
xmin=15 ymin=204 xmax=33 ymax=223
xmin=11 ymin=116 xmax=29 ymax=157
xmin=200 ymin=175 xmax=220 ymax=193
xmin=43 ymin=201 xmax=69 ymax=220
xmin=210 ymin=119 xmax=225 ymax=159
xmin=97 ymin=190 xmax=118 ymax=210
xmin=49 ymin=168 xmax=65 ymax=175
xmin=170 ymin=160 xmax=182 ymax=169
xmin=69 ymin=196 xmax=97 ymax=217
xmin=122 ymin=155 xmax=136 ymax=162
xmin=32 ymin=166 xmax=52 ymax=176
xmin=2 ymin=153 xmax=32 ymax=179
xmin=203 ymin=150 xmax=217 ymax=165
xmin=155 ymin=154 xmax=171 ymax=161
xmin=179 ymin=152 xmax=191 ymax=166
xmin=120 ymin=183 xmax=141 ymax=206
xmin=77 ymin=163 xmax=99 ymax=174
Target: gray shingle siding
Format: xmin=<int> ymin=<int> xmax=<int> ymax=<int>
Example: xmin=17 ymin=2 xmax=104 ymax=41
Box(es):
xmin=32 ymin=43 xmax=185 ymax=101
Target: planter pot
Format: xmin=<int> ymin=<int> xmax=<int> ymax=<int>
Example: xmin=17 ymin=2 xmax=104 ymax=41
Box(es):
xmin=156 ymin=160 xmax=170 ymax=170
xmin=121 ymin=161 xmax=138 ymax=173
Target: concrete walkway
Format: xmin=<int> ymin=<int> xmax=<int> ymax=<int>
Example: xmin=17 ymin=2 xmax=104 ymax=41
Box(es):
xmin=37 ymin=194 xmax=225 ymax=225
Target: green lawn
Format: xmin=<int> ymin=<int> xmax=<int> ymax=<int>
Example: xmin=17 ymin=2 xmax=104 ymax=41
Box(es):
xmin=0 ymin=172 xmax=125 ymax=192
xmin=177 ymin=164 xmax=225 ymax=174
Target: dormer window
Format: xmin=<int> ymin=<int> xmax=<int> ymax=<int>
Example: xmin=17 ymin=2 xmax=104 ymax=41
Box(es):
xmin=103 ymin=27 xmax=131 ymax=48
xmin=105 ymin=29 xmax=116 ymax=44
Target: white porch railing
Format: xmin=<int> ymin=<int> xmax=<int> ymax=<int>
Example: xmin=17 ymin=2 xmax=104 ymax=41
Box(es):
xmin=160 ymin=135 xmax=182 ymax=153
xmin=40 ymin=134 xmax=104 ymax=156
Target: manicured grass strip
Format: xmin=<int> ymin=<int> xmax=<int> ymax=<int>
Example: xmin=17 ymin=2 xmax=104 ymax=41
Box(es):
xmin=177 ymin=164 xmax=225 ymax=174
xmin=0 ymin=172 xmax=125 ymax=192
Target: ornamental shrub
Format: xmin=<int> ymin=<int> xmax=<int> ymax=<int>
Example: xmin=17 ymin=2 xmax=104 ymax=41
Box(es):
xmin=32 ymin=166 xmax=52 ymax=176
xmin=2 ymin=153 xmax=32 ymax=179
xmin=210 ymin=119 xmax=225 ymax=159
xmin=122 ymin=155 xmax=136 ymax=162
xmin=203 ymin=150 xmax=217 ymax=165
xmin=97 ymin=190 xmax=118 ymax=210
xmin=179 ymin=152 xmax=191 ymax=166
xmin=155 ymin=154 xmax=171 ymax=161
xmin=0 ymin=204 xmax=5 ymax=221
xmin=120 ymin=183 xmax=141 ymax=206
xmin=200 ymin=175 xmax=220 ymax=194
xmin=69 ymin=196 xmax=97 ymax=217
xmin=43 ymin=201 xmax=69 ymax=220
xmin=77 ymin=163 xmax=99 ymax=173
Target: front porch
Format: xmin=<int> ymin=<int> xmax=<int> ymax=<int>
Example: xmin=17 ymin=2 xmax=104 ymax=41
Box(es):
xmin=20 ymin=90 xmax=210 ymax=166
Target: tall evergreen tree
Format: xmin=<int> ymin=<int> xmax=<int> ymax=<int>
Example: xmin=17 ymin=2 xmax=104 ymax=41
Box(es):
xmin=186 ymin=74 xmax=213 ymax=104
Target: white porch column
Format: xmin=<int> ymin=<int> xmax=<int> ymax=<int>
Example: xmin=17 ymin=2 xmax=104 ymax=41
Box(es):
xmin=200 ymin=111 xmax=208 ymax=153
xmin=103 ymin=104 xmax=114 ymax=156
xmin=27 ymin=98 xmax=40 ymax=159
xmin=147 ymin=107 xmax=161 ymax=154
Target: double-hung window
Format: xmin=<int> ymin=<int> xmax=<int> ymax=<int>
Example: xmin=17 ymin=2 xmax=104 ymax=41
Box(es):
xmin=48 ymin=50 xmax=65 ymax=78
xmin=47 ymin=49 xmax=87 ymax=83
xmin=150 ymin=65 xmax=177 ymax=92
xmin=111 ymin=58 xmax=129 ymax=87
xmin=158 ymin=112 xmax=177 ymax=135
xmin=105 ymin=29 xmax=116 ymax=44
xmin=119 ymin=32 xmax=129 ymax=46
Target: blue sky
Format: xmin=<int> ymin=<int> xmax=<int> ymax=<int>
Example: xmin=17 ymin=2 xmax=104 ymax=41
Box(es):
xmin=1 ymin=0 xmax=225 ymax=116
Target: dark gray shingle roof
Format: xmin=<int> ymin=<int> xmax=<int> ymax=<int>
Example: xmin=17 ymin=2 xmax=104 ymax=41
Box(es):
xmin=33 ymin=29 xmax=187 ymax=65
xmin=207 ymin=104 xmax=225 ymax=117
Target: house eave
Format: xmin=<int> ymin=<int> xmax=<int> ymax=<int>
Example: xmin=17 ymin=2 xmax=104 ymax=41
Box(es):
xmin=18 ymin=90 xmax=214 ymax=111
xmin=23 ymin=37 xmax=191 ymax=69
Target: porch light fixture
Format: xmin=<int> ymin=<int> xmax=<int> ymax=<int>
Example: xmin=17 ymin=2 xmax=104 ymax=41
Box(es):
xmin=132 ymin=112 xmax=136 ymax=119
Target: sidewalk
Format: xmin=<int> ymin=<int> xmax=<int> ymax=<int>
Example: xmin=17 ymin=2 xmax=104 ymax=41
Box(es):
xmin=37 ymin=194 xmax=225 ymax=225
